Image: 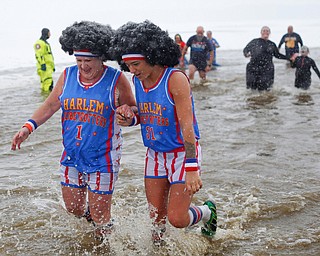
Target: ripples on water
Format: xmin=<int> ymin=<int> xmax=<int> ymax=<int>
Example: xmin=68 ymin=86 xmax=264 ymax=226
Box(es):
xmin=1 ymin=50 xmax=320 ymax=255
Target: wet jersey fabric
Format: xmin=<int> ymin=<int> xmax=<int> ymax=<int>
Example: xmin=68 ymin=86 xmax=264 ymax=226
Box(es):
xmin=186 ymin=35 xmax=213 ymax=71
xmin=278 ymin=32 xmax=303 ymax=58
xmin=133 ymin=67 xmax=200 ymax=152
xmin=243 ymin=38 xmax=287 ymax=90
xmin=59 ymin=65 xmax=122 ymax=173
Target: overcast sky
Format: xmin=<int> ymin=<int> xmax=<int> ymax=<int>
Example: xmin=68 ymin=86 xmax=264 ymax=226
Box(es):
xmin=0 ymin=0 xmax=319 ymax=67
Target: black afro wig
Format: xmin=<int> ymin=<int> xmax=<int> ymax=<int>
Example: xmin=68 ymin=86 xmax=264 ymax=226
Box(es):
xmin=110 ymin=20 xmax=181 ymax=71
xmin=59 ymin=21 xmax=114 ymax=61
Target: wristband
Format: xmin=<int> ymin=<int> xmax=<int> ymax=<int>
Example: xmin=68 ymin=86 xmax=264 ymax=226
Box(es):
xmin=22 ymin=119 xmax=38 ymax=134
xmin=129 ymin=114 xmax=140 ymax=126
xmin=185 ymin=158 xmax=198 ymax=172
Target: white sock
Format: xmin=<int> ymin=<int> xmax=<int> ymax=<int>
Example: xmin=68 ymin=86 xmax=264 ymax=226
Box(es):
xmin=188 ymin=205 xmax=211 ymax=227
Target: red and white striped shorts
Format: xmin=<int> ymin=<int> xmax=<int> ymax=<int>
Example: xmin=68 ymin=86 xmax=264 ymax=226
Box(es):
xmin=144 ymin=142 xmax=202 ymax=184
xmin=60 ymin=165 xmax=119 ymax=194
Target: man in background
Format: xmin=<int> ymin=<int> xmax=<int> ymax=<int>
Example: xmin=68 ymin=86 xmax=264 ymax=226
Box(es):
xmin=278 ymin=25 xmax=303 ymax=59
xmin=206 ymin=30 xmax=220 ymax=68
xmin=182 ymin=26 xmax=213 ymax=83
xmin=34 ymin=28 xmax=55 ymax=92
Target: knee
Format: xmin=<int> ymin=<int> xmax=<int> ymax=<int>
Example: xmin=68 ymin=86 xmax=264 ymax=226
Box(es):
xmin=167 ymin=212 xmax=188 ymax=228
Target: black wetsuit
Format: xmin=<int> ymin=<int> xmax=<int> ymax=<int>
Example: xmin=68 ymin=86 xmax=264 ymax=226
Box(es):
xmin=291 ymin=56 xmax=320 ymax=90
xmin=243 ymin=38 xmax=287 ymax=91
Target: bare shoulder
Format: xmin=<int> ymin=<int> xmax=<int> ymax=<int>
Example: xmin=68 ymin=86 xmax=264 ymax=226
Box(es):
xmin=117 ymin=71 xmax=131 ymax=88
xmin=169 ymin=70 xmax=189 ymax=85
xmin=169 ymin=70 xmax=190 ymax=94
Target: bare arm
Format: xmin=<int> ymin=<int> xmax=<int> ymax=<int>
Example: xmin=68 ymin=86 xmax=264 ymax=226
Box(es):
xmin=117 ymin=72 xmax=136 ymax=108
xmin=169 ymin=72 xmax=202 ymax=194
xmin=208 ymin=50 xmax=214 ymax=65
xmin=31 ymin=73 xmax=63 ymax=125
xmin=116 ymin=72 xmax=138 ymax=126
xmin=11 ymin=72 xmax=64 ymax=150
xmin=181 ymin=44 xmax=188 ymax=58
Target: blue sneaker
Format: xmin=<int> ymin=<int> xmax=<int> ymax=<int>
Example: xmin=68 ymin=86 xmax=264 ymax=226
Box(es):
xmin=201 ymin=201 xmax=217 ymax=237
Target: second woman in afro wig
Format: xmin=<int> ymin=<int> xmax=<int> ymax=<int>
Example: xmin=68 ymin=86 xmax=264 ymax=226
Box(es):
xmin=110 ymin=20 xmax=181 ymax=71
xmin=113 ymin=20 xmax=217 ymax=244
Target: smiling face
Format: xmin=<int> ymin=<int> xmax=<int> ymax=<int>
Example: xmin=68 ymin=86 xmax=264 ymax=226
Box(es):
xmin=260 ymin=26 xmax=270 ymax=40
xmin=124 ymin=59 xmax=153 ymax=81
xmin=75 ymin=56 xmax=104 ymax=82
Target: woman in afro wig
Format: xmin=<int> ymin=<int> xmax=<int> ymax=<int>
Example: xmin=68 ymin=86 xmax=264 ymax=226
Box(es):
xmin=12 ymin=20 xmax=137 ymax=241
xmin=112 ymin=20 xmax=217 ymax=244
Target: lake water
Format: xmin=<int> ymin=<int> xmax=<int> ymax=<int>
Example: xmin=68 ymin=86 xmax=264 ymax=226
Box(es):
xmin=1 ymin=48 xmax=320 ymax=255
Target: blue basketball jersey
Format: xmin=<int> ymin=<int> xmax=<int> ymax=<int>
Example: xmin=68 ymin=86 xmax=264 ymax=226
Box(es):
xmin=59 ymin=65 xmax=122 ymax=173
xmin=134 ymin=67 xmax=200 ymax=152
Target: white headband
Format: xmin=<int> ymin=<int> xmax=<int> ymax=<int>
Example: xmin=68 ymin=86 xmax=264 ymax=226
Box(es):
xmin=74 ymin=50 xmax=100 ymax=58
xmin=122 ymin=54 xmax=145 ymax=61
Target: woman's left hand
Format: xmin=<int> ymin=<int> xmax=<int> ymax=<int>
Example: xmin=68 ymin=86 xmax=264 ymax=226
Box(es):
xmin=116 ymin=104 xmax=134 ymax=126
xmin=185 ymin=172 xmax=203 ymax=195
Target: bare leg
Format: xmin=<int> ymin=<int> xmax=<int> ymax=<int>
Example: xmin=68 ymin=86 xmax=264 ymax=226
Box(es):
xmin=188 ymin=64 xmax=197 ymax=80
xmin=167 ymin=183 xmax=192 ymax=228
xmin=199 ymin=70 xmax=207 ymax=80
xmin=145 ymin=178 xmax=170 ymax=243
xmin=145 ymin=178 xmax=170 ymax=224
xmin=61 ymin=185 xmax=87 ymax=217
xmin=87 ymin=191 xmax=114 ymax=240
xmin=145 ymin=179 xmax=192 ymax=226
xmin=88 ymin=191 xmax=113 ymax=225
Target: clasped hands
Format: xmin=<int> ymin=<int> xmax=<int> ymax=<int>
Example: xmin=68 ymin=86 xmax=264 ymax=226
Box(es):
xmin=116 ymin=104 xmax=135 ymax=126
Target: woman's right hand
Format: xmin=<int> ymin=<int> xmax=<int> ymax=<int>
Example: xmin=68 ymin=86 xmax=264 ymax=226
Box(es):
xmin=11 ymin=127 xmax=30 ymax=150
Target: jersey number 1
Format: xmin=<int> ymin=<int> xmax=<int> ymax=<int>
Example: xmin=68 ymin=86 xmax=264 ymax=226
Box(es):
xmin=76 ymin=125 xmax=83 ymax=140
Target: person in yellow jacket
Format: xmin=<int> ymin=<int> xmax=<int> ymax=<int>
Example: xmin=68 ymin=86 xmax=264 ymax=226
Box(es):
xmin=34 ymin=28 xmax=55 ymax=92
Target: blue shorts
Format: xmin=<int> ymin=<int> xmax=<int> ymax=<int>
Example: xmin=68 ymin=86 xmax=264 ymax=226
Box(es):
xmin=60 ymin=165 xmax=119 ymax=194
xmin=144 ymin=142 xmax=202 ymax=184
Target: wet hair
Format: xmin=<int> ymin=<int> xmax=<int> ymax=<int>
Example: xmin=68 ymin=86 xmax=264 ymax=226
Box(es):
xmin=110 ymin=20 xmax=181 ymax=71
xmin=261 ymin=26 xmax=271 ymax=33
xmin=59 ymin=21 xmax=114 ymax=61
xmin=301 ymin=45 xmax=309 ymax=56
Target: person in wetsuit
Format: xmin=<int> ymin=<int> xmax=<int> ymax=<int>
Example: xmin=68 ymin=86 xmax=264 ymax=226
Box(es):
xmin=290 ymin=46 xmax=320 ymax=90
xmin=243 ymin=26 xmax=287 ymax=91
